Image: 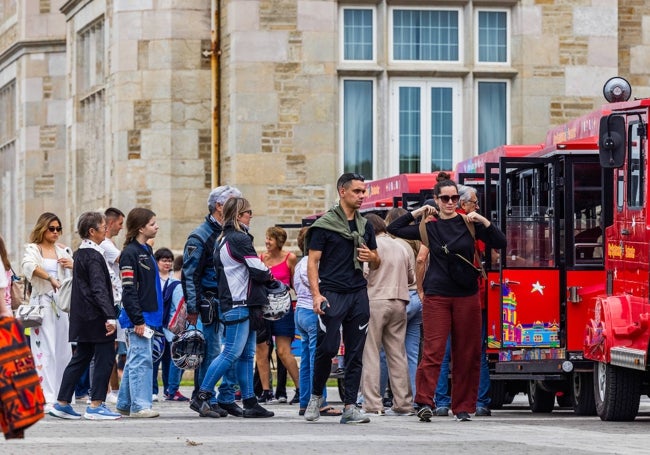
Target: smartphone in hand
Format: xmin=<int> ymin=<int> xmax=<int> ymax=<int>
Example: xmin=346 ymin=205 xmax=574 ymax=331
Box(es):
xmin=320 ymin=300 xmax=329 ymax=312
xmin=143 ymin=326 xmax=154 ymax=339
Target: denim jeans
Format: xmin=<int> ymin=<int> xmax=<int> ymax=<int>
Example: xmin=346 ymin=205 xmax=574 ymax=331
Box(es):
xmin=295 ymin=307 xmax=328 ymax=409
xmin=435 ymin=311 xmax=490 ymax=408
xmin=166 ymin=361 xmax=184 ymax=395
xmin=380 ymin=290 xmax=422 ymax=396
xmin=200 ymin=306 xmax=256 ymax=401
xmin=197 ymin=321 xmax=237 ymax=404
xmin=117 ymin=329 xmax=154 ymax=412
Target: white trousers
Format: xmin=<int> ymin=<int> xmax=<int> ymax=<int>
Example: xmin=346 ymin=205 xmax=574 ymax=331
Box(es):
xmin=29 ymin=293 xmax=72 ymax=404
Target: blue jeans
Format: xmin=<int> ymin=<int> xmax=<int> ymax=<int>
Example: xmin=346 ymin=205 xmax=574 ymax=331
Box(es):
xmin=166 ymin=361 xmax=184 ymax=395
xmin=435 ymin=313 xmax=490 ymax=408
xmin=117 ymin=329 xmax=154 ymax=413
xmin=198 ymin=321 xmax=237 ymax=404
xmin=380 ymin=290 xmax=422 ymax=396
xmin=295 ymin=307 xmax=328 ymax=409
xmin=200 ymin=306 xmax=256 ymax=401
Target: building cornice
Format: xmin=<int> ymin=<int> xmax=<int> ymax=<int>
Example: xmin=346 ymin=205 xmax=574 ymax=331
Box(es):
xmin=0 ymin=39 xmax=67 ymax=73
xmin=60 ymin=0 xmax=94 ymax=17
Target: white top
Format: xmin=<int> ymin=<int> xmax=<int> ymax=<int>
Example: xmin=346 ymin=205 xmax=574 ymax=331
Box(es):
xmin=42 ymin=258 xmax=59 ymax=279
xmin=100 ymin=238 xmax=122 ymax=303
xmin=293 ymin=256 xmax=313 ymax=310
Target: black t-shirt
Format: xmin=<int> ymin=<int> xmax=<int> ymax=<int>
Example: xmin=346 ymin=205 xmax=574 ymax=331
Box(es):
xmin=309 ymin=220 xmax=377 ymax=293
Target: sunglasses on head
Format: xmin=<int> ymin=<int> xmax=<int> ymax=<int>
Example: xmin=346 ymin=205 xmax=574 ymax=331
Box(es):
xmin=437 ymin=195 xmax=460 ymax=204
xmin=48 ymin=226 xmax=63 ymax=233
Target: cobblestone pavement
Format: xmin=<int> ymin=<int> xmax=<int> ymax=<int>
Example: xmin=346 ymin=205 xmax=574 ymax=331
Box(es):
xmin=5 ymin=388 xmax=650 ymax=454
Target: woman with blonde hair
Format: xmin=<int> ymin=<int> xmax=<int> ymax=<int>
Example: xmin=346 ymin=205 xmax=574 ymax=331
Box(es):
xmin=21 ymin=212 xmax=74 ymax=407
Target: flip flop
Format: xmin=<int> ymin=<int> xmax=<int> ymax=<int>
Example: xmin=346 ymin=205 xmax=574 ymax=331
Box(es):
xmin=319 ymin=406 xmax=342 ymax=416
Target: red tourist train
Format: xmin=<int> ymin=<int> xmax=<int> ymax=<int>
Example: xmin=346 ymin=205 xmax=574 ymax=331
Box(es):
xmin=307 ymin=78 xmax=650 ymax=420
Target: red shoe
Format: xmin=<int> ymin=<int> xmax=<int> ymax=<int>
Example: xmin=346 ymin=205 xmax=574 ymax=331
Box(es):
xmin=165 ymin=391 xmax=190 ymax=402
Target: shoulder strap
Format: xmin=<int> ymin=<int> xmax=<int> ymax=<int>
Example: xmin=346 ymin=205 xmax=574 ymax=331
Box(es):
xmin=459 ymin=214 xmax=487 ymax=279
xmin=459 ymin=213 xmax=476 ymax=240
xmin=419 ymin=218 xmax=429 ymax=248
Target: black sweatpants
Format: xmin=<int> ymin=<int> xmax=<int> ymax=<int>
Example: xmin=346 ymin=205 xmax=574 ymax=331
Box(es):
xmin=57 ymin=341 xmax=116 ymax=403
xmin=312 ymin=288 xmax=369 ymax=405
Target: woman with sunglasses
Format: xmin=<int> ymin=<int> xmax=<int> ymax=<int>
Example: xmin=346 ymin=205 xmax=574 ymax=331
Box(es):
xmin=387 ymin=174 xmax=506 ymax=423
xmin=21 ymin=212 xmax=74 ymax=408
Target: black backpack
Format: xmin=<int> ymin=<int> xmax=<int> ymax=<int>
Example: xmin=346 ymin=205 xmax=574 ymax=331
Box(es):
xmin=162 ymin=279 xmax=182 ymax=328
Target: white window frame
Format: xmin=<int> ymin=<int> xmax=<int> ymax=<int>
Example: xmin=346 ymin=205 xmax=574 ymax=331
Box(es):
xmin=474 ymin=78 xmax=511 ymax=154
xmin=339 ymin=77 xmax=378 ymax=179
xmin=388 ymin=5 xmax=464 ymax=65
xmin=339 ymin=6 xmax=377 ymax=64
xmin=474 ymin=7 xmax=510 ymax=66
xmin=389 ymin=78 xmax=463 ymax=175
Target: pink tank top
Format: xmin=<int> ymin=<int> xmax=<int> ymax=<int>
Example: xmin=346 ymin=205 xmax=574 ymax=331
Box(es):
xmin=265 ymin=253 xmax=291 ymax=286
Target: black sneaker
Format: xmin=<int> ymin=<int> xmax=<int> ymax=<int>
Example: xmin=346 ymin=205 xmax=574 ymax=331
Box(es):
xmin=218 ymin=401 xmax=244 ymax=417
xmin=190 ymin=392 xmax=221 ymax=418
xmin=475 ymin=407 xmax=491 ymax=417
xmin=289 ymin=389 xmax=300 ymax=405
xmin=416 ymin=404 xmax=433 ymax=422
xmin=210 ymin=402 xmax=228 ymax=417
xmin=257 ymin=390 xmax=276 ymax=404
xmin=455 ymin=412 xmax=472 ymax=422
xmin=243 ymin=401 xmax=274 ymax=418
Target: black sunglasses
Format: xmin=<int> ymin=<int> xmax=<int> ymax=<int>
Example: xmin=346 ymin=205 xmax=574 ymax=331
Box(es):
xmin=47 ymin=226 xmax=63 ymax=233
xmin=437 ymin=195 xmax=460 ymax=204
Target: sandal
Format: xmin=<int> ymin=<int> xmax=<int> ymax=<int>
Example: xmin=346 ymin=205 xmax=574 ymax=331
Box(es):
xmin=319 ymin=406 xmax=342 ymax=417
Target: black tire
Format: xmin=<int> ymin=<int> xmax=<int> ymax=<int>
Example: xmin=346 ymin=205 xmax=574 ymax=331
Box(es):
xmin=594 ymin=361 xmax=641 ymax=421
xmin=527 ymin=380 xmax=555 ymax=413
xmin=572 ymin=372 xmax=597 ymax=416
xmin=488 ymin=380 xmax=506 ymax=409
xmin=337 ymin=378 xmax=345 ymax=403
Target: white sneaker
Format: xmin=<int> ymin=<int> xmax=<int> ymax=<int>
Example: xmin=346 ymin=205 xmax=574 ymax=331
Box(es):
xmin=304 ymin=395 xmax=324 ymax=422
xmin=131 ymin=408 xmax=159 ymax=418
xmin=106 ymin=392 xmax=118 ymax=404
xmin=152 ymin=394 xmax=159 ymax=402
xmin=385 ymin=408 xmax=415 ymax=416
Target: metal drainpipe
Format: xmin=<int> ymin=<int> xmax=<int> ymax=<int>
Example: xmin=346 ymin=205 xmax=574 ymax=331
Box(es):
xmin=211 ymin=0 xmax=221 ymax=187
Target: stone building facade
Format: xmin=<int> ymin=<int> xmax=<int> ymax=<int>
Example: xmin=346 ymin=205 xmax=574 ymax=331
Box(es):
xmin=1 ymin=0 xmax=650 ymax=264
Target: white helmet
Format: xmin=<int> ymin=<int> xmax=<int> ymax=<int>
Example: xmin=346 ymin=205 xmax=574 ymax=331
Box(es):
xmin=171 ymin=329 xmax=205 ymax=370
xmin=262 ymin=280 xmax=292 ymax=321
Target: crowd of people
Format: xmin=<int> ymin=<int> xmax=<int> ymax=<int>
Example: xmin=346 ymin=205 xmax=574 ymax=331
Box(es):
xmin=0 ymin=171 xmax=506 ymax=425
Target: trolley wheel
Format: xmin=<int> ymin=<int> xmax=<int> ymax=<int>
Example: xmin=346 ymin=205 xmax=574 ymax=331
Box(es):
xmin=527 ymin=380 xmax=555 ymax=413
xmin=594 ymin=362 xmax=640 ymax=421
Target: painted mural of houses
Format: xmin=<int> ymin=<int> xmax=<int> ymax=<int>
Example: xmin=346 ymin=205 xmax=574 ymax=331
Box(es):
xmin=500 ymin=288 xmax=560 ymax=348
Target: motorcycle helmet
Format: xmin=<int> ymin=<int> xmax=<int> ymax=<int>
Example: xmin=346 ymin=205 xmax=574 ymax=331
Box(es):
xmin=262 ymin=279 xmax=292 ymax=321
xmin=171 ymin=329 xmax=205 ymax=370
xmin=152 ymin=330 xmax=166 ymax=363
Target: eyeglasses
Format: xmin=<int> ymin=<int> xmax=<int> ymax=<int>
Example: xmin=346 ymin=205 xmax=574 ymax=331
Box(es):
xmin=466 ymin=199 xmax=479 ymax=206
xmin=47 ymin=226 xmax=63 ymax=233
xmin=437 ymin=195 xmax=460 ymax=204
xmin=240 ymin=210 xmax=253 ymax=216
